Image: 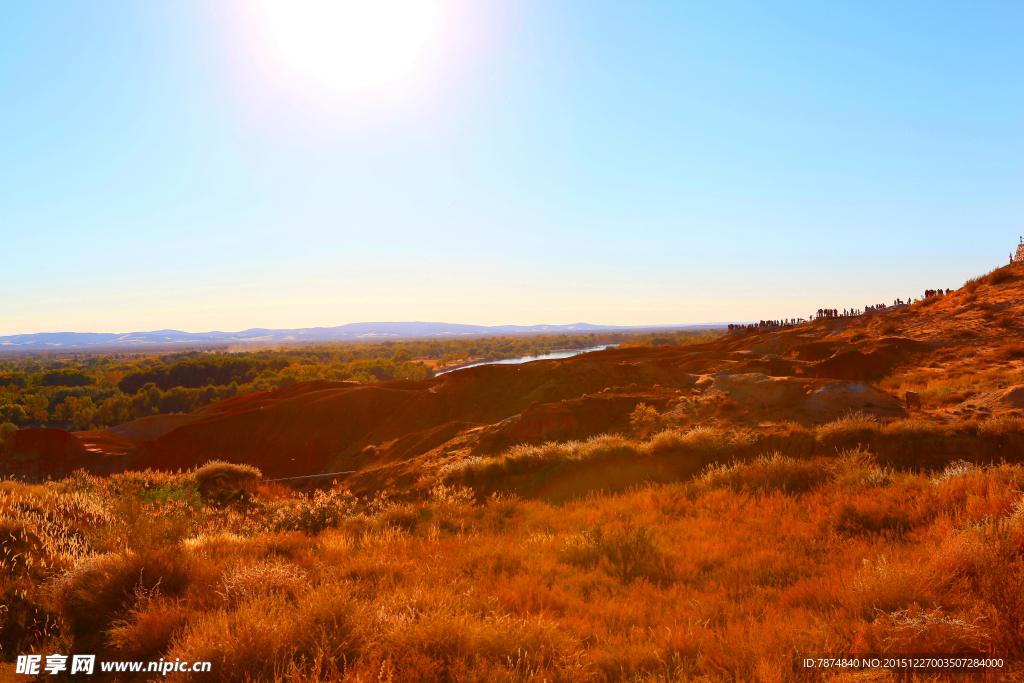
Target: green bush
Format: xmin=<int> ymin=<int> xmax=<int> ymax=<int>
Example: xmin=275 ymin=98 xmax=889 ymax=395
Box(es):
xmin=0 ymin=421 xmax=18 ymax=443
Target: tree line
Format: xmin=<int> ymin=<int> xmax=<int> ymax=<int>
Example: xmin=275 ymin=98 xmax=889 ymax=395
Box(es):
xmin=0 ymin=329 xmax=721 ymax=439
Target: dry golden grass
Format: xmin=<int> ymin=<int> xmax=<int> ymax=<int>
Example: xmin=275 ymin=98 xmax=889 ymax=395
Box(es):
xmin=6 ymin=439 xmax=1024 ymax=679
xmin=996 ymin=312 xmax=1019 ymax=328
xmin=878 ymin=338 xmax=1024 ymax=407
xmin=878 ymin=320 xmax=900 ymax=335
xmin=910 ymin=293 xmax=943 ymax=311
xmin=441 ymin=417 xmax=1024 ymax=497
xmin=698 ymin=451 xmax=829 ymax=494
xmin=986 ymin=265 xmax=1018 ymax=286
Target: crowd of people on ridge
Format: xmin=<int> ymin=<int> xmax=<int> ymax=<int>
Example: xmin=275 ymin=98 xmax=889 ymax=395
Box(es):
xmin=816 ymin=308 xmax=863 ymax=318
xmin=730 ymin=286 xmax=955 ymax=335
xmin=728 ymin=319 xmax=804 ymax=332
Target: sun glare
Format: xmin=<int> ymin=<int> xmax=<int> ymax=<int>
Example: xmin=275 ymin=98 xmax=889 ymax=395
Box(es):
xmin=264 ymin=0 xmax=436 ymax=90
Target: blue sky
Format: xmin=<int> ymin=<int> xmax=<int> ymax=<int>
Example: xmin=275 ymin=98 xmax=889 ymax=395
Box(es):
xmin=1 ymin=1 xmax=1021 ymax=334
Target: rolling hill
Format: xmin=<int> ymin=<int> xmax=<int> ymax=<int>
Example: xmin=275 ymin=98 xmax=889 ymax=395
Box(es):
xmin=6 ymin=262 xmax=1024 ymax=493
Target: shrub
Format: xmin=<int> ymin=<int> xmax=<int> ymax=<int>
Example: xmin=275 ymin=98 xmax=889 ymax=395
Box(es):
xmin=996 ymin=313 xmax=1018 ymax=329
xmin=217 ymin=560 xmax=308 ymax=607
xmin=827 ymin=446 xmax=891 ymax=489
xmin=0 ymin=483 xmax=108 ymax=576
xmin=107 ymin=596 xmax=192 ymax=660
xmin=192 ymin=461 xmax=261 ymax=506
xmin=978 ymin=414 xmax=1024 ymax=437
xmin=930 ymin=511 xmax=1024 ymax=654
xmin=986 ymin=266 xmax=1015 ymax=286
xmin=271 ymin=486 xmax=357 ymax=535
xmin=48 ymin=546 xmax=192 ymax=647
xmin=912 ymin=295 xmax=942 ymax=311
xmin=429 ymin=484 xmax=476 ymax=506
xmin=880 ymin=417 xmax=942 ymax=441
xmin=648 ymin=426 xmax=735 ymax=459
xmin=828 ymin=496 xmax=915 ymax=536
xmin=961 ymin=265 xmax=1015 ymax=294
xmin=561 ymin=523 xmax=666 ymax=583
xmin=629 ymin=403 xmax=661 ymax=438
xmin=560 ymin=527 xmax=604 ymax=568
xmin=164 ymin=588 xmax=358 ymax=683
xmin=871 ymin=606 xmax=989 ymax=655
xmin=699 ymin=452 xmax=826 ymax=494
xmin=101 ymin=494 xmax=193 ymax=553
xmin=442 ymin=434 xmax=644 ymax=488
xmin=0 ymin=482 xmax=100 ymax=655
xmin=0 ymin=421 xmax=17 ymax=444
xmin=850 ymin=555 xmax=933 ymax=618
xmin=971 ymin=517 xmax=1024 ymax=656
xmin=999 ymin=342 xmax=1024 ymax=360
xmin=815 ymin=410 xmax=880 ymax=446
xmin=376 ymin=502 xmax=422 ymax=531
xmin=599 ymin=523 xmax=665 ymax=584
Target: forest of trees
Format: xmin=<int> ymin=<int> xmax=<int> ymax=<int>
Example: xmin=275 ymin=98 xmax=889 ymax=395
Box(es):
xmin=0 ymin=329 xmax=720 ymax=439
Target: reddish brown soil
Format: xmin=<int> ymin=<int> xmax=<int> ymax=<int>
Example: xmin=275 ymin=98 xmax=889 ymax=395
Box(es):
xmin=107 ymin=414 xmax=201 ymax=446
xmin=75 ymin=430 xmax=136 ymax=457
xmin=0 ymin=428 xmax=113 ymax=479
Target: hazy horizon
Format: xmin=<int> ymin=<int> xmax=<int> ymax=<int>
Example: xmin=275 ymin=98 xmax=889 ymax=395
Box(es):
xmin=2 ymin=1 xmax=1021 ymax=336
xmin=7 ymin=322 xmax=717 ymax=335
xmin=0 ymin=321 xmax=732 ymax=356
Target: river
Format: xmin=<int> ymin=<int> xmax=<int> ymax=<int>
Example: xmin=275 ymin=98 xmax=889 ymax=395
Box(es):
xmin=436 ymin=344 xmax=619 ymax=375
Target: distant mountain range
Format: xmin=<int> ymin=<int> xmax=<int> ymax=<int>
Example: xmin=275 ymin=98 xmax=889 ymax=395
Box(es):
xmin=0 ymin=322 xmax=724 ymax=350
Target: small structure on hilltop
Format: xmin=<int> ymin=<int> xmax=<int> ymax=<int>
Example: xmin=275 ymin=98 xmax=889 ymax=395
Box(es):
xmin=1015 ymin=236 xmax=1024 ymax=264
xmin=905 ymin=390 xmax=921 ymax=411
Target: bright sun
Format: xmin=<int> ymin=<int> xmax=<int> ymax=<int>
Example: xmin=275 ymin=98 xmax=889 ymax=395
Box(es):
xmin=264 ymin=0 xmax=436 ymax=89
